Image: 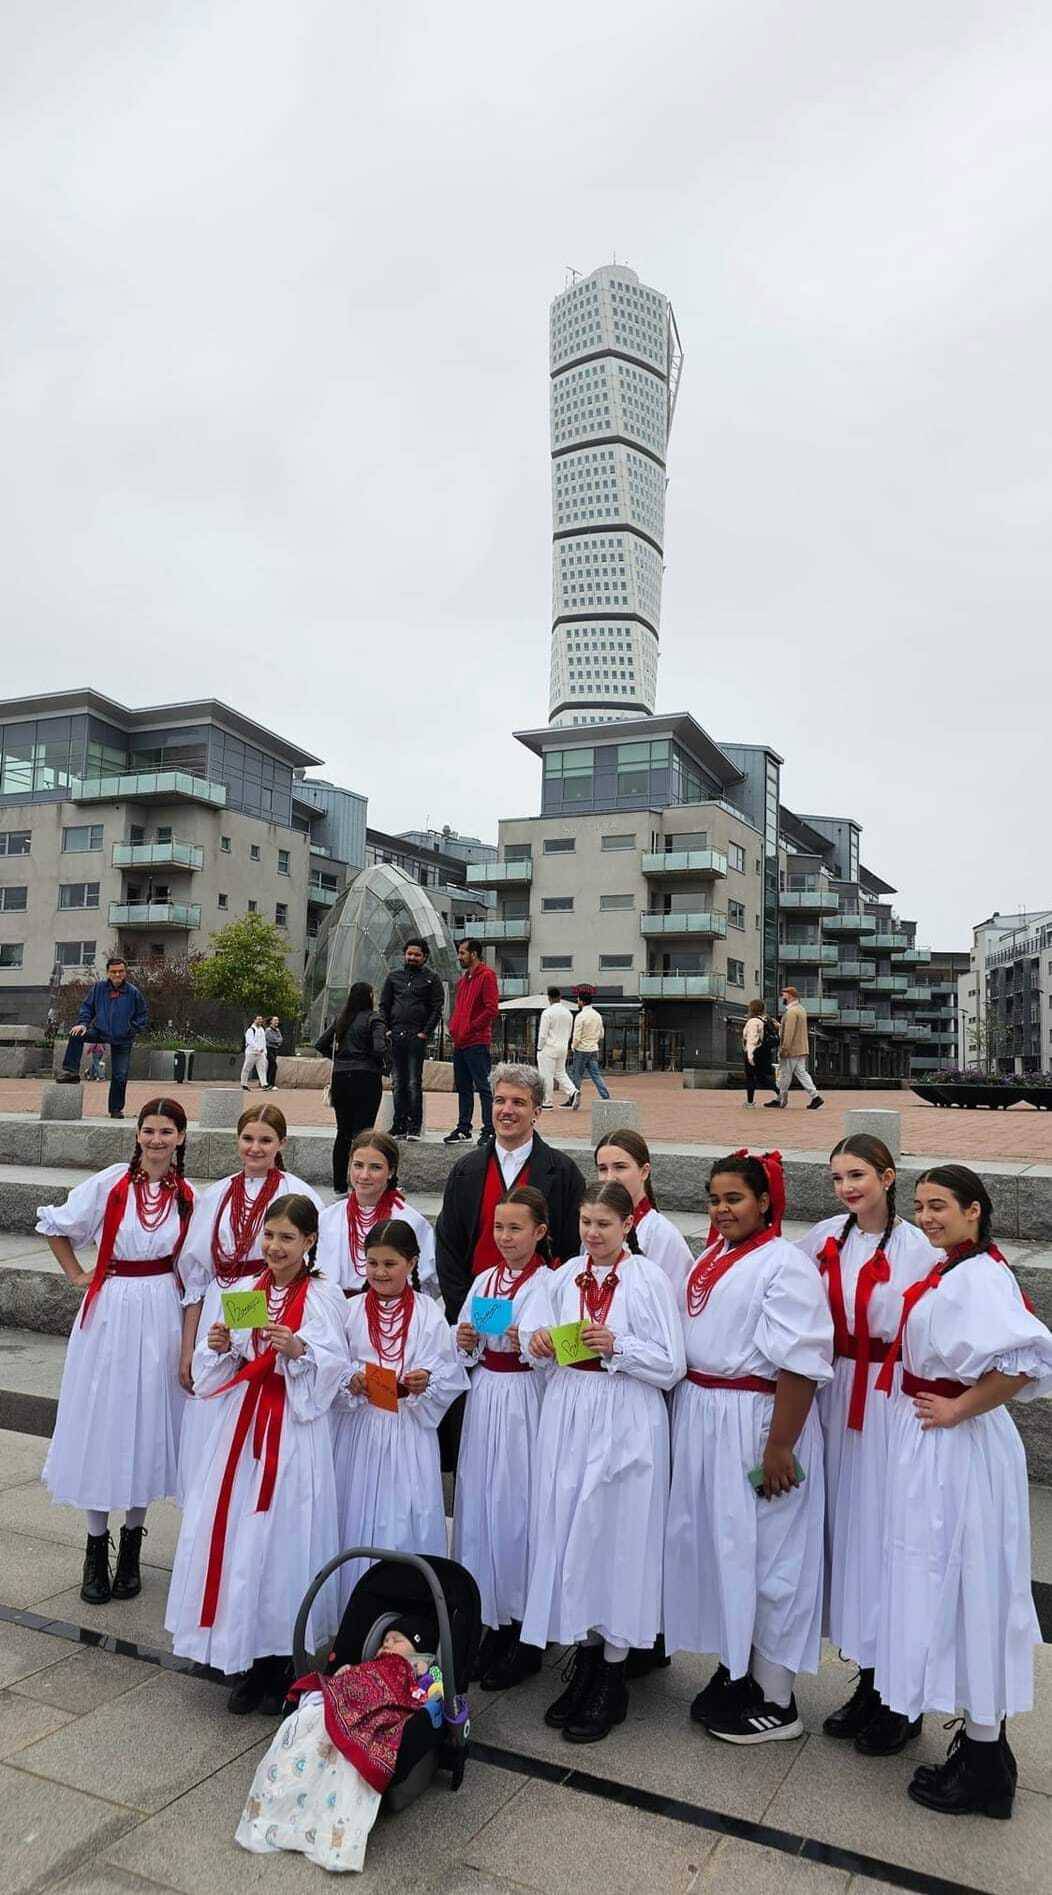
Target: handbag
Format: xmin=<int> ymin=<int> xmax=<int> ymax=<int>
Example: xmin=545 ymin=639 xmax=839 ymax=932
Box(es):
xmin=321 ymin=1053 xmax=335 ymax=1109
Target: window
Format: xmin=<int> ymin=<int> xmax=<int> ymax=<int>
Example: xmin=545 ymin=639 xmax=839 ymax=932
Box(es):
xmin=0 ymin=830 xmax=31 ymax=856
xmin=62 ymin=824 xmax=103 ymax=853
xmin=277 ymin=850 xmax=290 ymax=875
xmin=250 ymin=844 xmax=261 ymax=862
xmin=0 ymin=885 xmax=28 ymax=912
xmin=248 ymin=899 xmax=258 ymax=913
xmin=220 ymin=835 xmax=231 ymax=853
xmin=155 ymin=826 xmax=172 ymax=844
xmin=601 ymin=833 xmax=636 ymax=851
xmin=543 ymin=837 xmax=575 ymax=855
xmin=218 ymin=893 xmax=228 ymax=910
xmin=542 ymin=896 xmax=574 ymax=913
xmin=505 ymin=842 xmax=532 ymax=861
xmin=728 ymin=900 xmax=745 ymax=930
xmin=728 ymin=843 xmax=746 ymax=873
xmin=600 ymin=894 xmax=634 ymax=911
xmin=727 ymin=958 xmax=745 ymax=986
xmin=54 ymin=940 xmax=95 ymax=967
xmin=667 ymin=830 xmax=708 ymax=851
xmin=541 ymin=955 xmax=573 ymax=970
xmin=275 ymin=902 xmax=288 ymax=927
xmin=58 ymin=882 xmax=98 ymax=910
xmin=0 ymin=943 xmax=23 ymax=968
xmin=129 ymin=825 xmax=145 ymax=845
xmin=599 ymin=954 xmax=633 ymax=970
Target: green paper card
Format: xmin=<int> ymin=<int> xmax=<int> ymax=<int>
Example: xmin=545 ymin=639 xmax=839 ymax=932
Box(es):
xmin=550 ymin=1319 xmax=600 ymax=1367
xmin=220 ymin=1289 xmax=269 ymax=1330
xmin=748 ymin=1457 xmax=806 ymax=1495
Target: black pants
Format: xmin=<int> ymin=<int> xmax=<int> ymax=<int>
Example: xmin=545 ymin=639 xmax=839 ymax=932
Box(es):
xmin=390 ymin=1031 xmax=426 ymax=1135
xmin=744 ymin=1053 xmax=778 ymax=1103
xmin=265 ymin=1049 xmax=278 ymax=1088
xmin=330 ymin=1070 xmax=383 ymax=1192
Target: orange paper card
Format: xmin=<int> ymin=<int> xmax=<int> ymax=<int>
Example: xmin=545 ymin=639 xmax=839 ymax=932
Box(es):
xmin=364 ymin=1362 xmax=400 ymax=1412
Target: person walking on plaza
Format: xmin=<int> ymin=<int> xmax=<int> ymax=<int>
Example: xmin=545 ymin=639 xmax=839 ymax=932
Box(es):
xmin=57 ymin=955 xmax=148 ymax=1120
xmin=444 ymin=938 xmax=500 ymax=1146
xmin=536 ymin=986 xmax=577 ymax=1109
xmin=315 ymin=982 xmax=388 ymax=1194
xmin=742 ymin=999 xmax=779 ymax=1107
xmin=264 ymin=1017 xmax=283 ymax=1090
xmin=766 ymin=985 xmax=824 ymax=1110
xmin=567 ymin=988 xmax=609 ymax=1110
xmin=379 ymin=937 xmax=444 ymax=1140
xmin=241 ymin=1015 xmax=269 ymax=1090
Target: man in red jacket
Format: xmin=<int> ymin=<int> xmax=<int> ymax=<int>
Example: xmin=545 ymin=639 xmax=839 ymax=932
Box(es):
xmin=443 ymin=937 xmax=501 ymax=1147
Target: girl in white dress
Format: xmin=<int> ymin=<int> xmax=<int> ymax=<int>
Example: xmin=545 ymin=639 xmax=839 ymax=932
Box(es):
xmin=316 ymin=1131 xmax=436 ymax=1293
xmin=332 ymin=1219 xmax=468 ymax=1609
xmin=520 ymin=1181 xmax=685 ymax=1745
xmin=38 ymin=1097 xmax=195 ymax=1608
xmin=452 ymin=1185 xmax=553 ymax=1690
xmin=165 ymin=1193 xmax=349 ymax=1716
xmin=594 ymin=1129 xmax=694 ymax=1292
xmin=176 ymin=1104 xmax=322 ymax=1499
xmin=798 ymin=1135 xmax=939 ymax=1754
xmin=664 ymin=1152 xmax=834 ymax=1744
xmin=873 ymin=1164 xmax=1052 ymax=1821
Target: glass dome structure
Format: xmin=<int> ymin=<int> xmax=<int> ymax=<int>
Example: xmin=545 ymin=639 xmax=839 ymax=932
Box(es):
xmin=303 ymin=862 xmax=459 ymax=1040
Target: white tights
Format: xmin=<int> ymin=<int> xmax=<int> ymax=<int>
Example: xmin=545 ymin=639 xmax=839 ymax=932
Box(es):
xmin=751 ymin=1651 xmax=794 ymax=1708
xmin=86 ymin=1507 xmax=147 ymax=1537
xmin=582 ymin=1631 xmax=628 ymax=1666
xmin=964 ymin=1716 xmax=999 ymax=1743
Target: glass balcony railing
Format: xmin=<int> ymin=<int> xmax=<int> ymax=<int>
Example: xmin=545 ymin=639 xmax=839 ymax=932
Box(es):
xmin=860 ymin=931 xmax=909 ymax=951
xmin=802 ymin=997 xmax=840 ymax=1017
xmin=641 ymin=849 xmax=728 ymax=879
xmin=308 ymin=883 xmax=339 ymax=906
xmin=891 ymin=947 xmax=932 ymax=965
xmin=779 ymin=890 xmax=840 ymax=913
xmin=466 ymin=859 xmax=532 ymax=887
xmin=112 ymin=841 xmax=204 ymax=871
xmin=839 ymin=1009 xmax=878 ymax=1027
xmin=822 ymin=912 xmax=864 ymax=933
xmin=640 ymin=911 xmax=728 ymax=939
xmin=778 ymin=943 xmax=838 ymax=964
xmin=498 ymin=977 xmax=529 ymax=998
xmin=108 ymin=901 xmax=201 ymax=929
xmin=639 ymin=974 xmax=727 ymax=1000
xmin=861 ymin=974 xmax=909 ymax=993
xmin=825 ymin=960 xmax=876 ymax=980
xmin=72 ymin=772 xmax=226 ymax=807
xmin=476 ymin=918 xmax=531 ymax=942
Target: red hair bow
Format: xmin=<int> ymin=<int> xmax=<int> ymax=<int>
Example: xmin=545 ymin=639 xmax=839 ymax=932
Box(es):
xmin=705 ymin=1149 xmax=785 ymax=1245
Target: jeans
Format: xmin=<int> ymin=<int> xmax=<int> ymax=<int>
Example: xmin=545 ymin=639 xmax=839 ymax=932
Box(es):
xmin=571 ymin=1051 xmax=609 ymax=1104
xmin=330 ymin=1070 xmax=383 ymax=1192
xmin=452 ymin=1044 xmax=493 ymax=1135
xmin=63 ymin=1035 xmax=133 ymax=1116
xmin=390 ymin=1030 xmax=427 ymax=1134
xmin=777 ymin=1054 xmax=819 ymax=1103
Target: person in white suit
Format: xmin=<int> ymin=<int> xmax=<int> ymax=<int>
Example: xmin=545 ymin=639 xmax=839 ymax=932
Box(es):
xmin=536 ymin=987 xmax=577 ymax=1109
xmin=241 ymin=1016 xmax=269 ymax=1090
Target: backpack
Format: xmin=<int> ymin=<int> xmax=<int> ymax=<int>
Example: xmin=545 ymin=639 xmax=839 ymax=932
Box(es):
xmin=762 ymin=1015 xmax=780 ymax=1055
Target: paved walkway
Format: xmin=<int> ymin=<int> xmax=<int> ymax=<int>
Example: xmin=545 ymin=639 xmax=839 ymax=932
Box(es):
xmin=5 ymin=1075 xmax=1052 ymax=1160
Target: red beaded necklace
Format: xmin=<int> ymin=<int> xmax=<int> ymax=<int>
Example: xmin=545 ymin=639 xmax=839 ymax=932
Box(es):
xmin=575 ymin=1249 xmax=628 ymax=1325
xmin=345 ymin=1186 xmax=405 ymax=1271
xmin=132 ymin=1167 xmax=180 ymax=1231
xmin=211 ymin=1168 xmax=283 ymax=1284
xmin=364 ymin=1285 xmax=415 ymax=1370
xmin=490 ymin=1251 xmax=548 ymax=1299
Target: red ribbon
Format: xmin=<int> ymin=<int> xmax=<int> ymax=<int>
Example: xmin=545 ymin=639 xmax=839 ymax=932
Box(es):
xmin=685 ymin=1226 xmax=776 ymax=1318
xmin=817 ymin=1231 xmax=892 ymax=1431
xmin=80 ymin=1168 xmax=192 ymax=1328
xmin=199 ymin=1268 xmax=311 ymax=1628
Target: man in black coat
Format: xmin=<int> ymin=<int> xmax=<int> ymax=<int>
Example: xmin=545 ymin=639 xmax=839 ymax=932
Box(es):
xmin=435 ymin=1062 xmax=586 ymax=1323
xmin=378 ymin=938 xmax=445 ymax=1139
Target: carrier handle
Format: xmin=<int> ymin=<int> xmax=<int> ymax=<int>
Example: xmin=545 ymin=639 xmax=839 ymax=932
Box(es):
xmin=292 ymin=1548 xmax=457 ymax=1721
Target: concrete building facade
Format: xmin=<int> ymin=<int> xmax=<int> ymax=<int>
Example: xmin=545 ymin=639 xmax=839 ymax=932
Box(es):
xmin=958 ymin=910 xmax=1052 ymax=1072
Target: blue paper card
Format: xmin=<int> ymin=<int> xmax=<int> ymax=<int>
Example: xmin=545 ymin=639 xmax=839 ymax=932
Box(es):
xmin=472 ymin=1295 xmax=514 ymax=1336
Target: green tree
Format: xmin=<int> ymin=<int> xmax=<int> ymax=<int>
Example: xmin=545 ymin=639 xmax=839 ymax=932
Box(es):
xmin=193 ymin=914 xmax=302 ymax=1019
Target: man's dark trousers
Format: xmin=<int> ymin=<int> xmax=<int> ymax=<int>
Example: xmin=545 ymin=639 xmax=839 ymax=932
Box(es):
xmin=63 ymin=1036 xmax=133 ymax=1116
xmin=452 ymin=1044 xmax=493 ymax=1137
xmin=390 ymin=1030 xmax=427 ymax=1136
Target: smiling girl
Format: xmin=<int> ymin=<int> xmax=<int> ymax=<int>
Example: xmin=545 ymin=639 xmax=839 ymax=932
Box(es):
xmin=594 ymin=1130 xmax=694 ymax=1291
xmin=165 ymin=1194 xmax=349 ymax=1716
xmin=38 ymin=1098 xmax=195 ymax=1607
xmin=797 ymin=1136 xmax=939 ymax=1755
xmin=316 ymin=1131 xmax=436 ymax=1293
xmin=519 ymin=1181 xmax=685 ymax=1744
xmin=663 ymin=1153 xmax=833 ymax=1745
xmin=871 ymin=1165 xmax=1052 ymax=1820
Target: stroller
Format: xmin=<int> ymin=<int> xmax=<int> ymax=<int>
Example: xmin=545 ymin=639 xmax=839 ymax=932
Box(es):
xmin=293 ymin=1549 xmax=481 ymax=1812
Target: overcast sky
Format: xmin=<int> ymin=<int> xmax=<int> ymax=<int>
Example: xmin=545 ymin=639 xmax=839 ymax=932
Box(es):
xmin=2 ymin=1 xmax=1049 ymax=944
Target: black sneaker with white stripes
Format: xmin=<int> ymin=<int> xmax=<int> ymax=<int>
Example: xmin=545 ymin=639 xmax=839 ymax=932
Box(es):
xmin=705 ymin=1689 xmax=804 ymax=1744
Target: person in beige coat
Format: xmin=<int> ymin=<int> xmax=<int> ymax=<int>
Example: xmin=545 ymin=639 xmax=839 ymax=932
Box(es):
xmin=765 ymin=986 xmax=824 ymax=1110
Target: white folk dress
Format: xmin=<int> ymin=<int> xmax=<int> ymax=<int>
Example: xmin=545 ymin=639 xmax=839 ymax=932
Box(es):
xmin=520 ymin=1252 xmax=685 ymax=1652
xmin=797 ymin=1215 xmax=939 ymax=1667
xmin=236 ymin=1691 xmax=381 ymax=1872
xmin=176 ymin=1169 xmax=323 ymax=1501
xmin=38 ymin=1164 xmax=192 ymax=1511
xmin=636 ymin=1206 xmax=695 ymax=1295
xmin=165 ymin=1271 xmax=349 ymax=1676
xmin=873 ymin=1252 xmax=1052 ymax=1725
xmin=664 ymin=1234 xmax=834 ymax=1679
xmin=450 ymin=1263 xmax=552 ymax=1630
xmin=332 ymin=1293 xmax=468 ymax=1608
xmin=316 ymin=1196 xmax=437 ymax=1292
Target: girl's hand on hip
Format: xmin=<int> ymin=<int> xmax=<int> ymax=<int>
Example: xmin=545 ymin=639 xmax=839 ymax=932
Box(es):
xmin=913 ymin=1392 xmax=961 ymax=1430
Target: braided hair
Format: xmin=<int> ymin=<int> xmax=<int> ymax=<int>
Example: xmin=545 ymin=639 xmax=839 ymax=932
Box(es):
xmin=829 ymin=1135 xmax=897 ymax=1255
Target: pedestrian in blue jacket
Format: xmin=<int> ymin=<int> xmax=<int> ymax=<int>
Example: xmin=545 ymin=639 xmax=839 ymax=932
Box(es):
xmin=58 ymin=956 xmax=148 ymax=1119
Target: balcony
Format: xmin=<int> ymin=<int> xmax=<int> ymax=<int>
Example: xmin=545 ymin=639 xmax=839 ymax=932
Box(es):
xmin=476 ymin=918 xmax=531 ymax=943
xmin=499 ymin=977 xmax=529 ymax=998
xmin=822 ymin=913 xmax=864 ymax=934
xmin=641 ymin=849 xmax=728 ymax=880
xmin=860 ymin=932 xmax=909 ymax=952
xmin=901 ymin=985 xmax=933 ymax=1002
xmin=825 ymin=960 xmax=876 ymax=981
xmin=861 ymin=974 xmax=909 ymax=994
xmin=109 ymin=901 xmax=201 ymax=930
xmin=466 ymin=859 xmax=532 ymax=888
xmin=639 ymin=974 xmax=726 ymax=1001
xmin=72 ymin=772 xmax=227 ymax=808
xmin=839 ymin=1009 xmax=878 ymax=1028
xmin=308 ymin=883 xmax=340 ymax=907
xmin=112 ymin=841 xmax=204 ymax=872
xmin=892 ymin=947 xmax=932 ymax=965
xmin=778 ymin=943 xmax=838 ymax=965
xmin=887 ymin=1021 xmax=932 ymax=1040
xmin=779 ymin=890 xmax=840 ymax=914
xmin=640 ymin=911 xmax=728 ymax=940
xmin=802 ymin=997 xmax=840 ymax=1018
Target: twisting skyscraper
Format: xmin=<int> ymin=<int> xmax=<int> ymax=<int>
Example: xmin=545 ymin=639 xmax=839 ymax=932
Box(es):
xmin=547 ymin=264 xmax=683 ymax=727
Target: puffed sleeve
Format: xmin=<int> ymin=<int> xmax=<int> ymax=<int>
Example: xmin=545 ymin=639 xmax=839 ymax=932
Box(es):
xmin=930 ymin=1258 xmax=1052 ymax=1401
xmin=606 ymin=1258 xmax=687 ymax=1390
xmin=794 ymin=1216 xmax=842 ymax=1267
xmin=281 ymin=1277 xmax=353 ymax=1422
xmin=754 ymin=1240 xmax=835 ymax=1384
xmin=644 ymin=1215 xmax=696 ymax=1294
xmin=315 ymin=1199 xmax=351 ymax=1290
xmin=35 ymin=1164 xmax=125 ymax=1245
xmin=284 ymin=1174 xmax=326 ymax=1217
xmin=178 ymin=1179 xmax=224 ymax=1305
xmin=517 ymin=1263 xmax=560 ymax=1366
xmin=410 ymin=1206 xmax=438 ymax=1290
xmin=402 ymin=1296 xmax=470 ymax=1428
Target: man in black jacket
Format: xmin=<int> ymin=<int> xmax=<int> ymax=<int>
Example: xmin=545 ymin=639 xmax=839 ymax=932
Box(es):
xmin=379 ymin=938 xmax=445 ymax=1139
xmin=434 ymin=1062 xmax=586 ymax=1323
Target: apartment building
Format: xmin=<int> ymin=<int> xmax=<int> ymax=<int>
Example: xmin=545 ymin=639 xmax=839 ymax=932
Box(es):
xmin=959 ymin=910 xmax=1052 ymax=1072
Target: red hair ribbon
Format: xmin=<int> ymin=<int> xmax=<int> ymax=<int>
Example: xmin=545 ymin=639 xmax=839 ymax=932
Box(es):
xmin=705 ymin=1150 xmax=785 ymax=1245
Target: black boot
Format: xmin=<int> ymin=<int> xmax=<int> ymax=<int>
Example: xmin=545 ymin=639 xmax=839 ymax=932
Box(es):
xmin=481 ymin=1624 xmax=543 ymax=1692
xmin=227 ymin=1657 xmax=270 ymax=1715
xmin=854 ymin=1701 xmax=922 ymax=1755
xmin=474 ymin=1625 xmax=503 ymax=1682
xmin=544 ymin=1643 xmax=602 ymax=1729
xmin=624 ymin=1632 xmax=671 ymax=1680
xmin=80 ymin=1531 xmax=112 ymax=1605
xmin=908 ymin=1727 xmax=1014 ymax=1819
xmin=257 ymin=1656 xmax=294 ymax=1718
xmin=913 ymin=1719 xmax=1019 ymax=1791
xmin=111 ymin=1524 xmax=145 ymax=1600
xmin=823 ymin=1666 xmax=879 ymax=1739
xmin=563 ymin=1657 xmax=629 ymax=1744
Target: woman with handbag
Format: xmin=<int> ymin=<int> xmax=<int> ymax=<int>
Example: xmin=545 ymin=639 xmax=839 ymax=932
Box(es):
xmin=315 ymin=982 xmax=388 ymax=1193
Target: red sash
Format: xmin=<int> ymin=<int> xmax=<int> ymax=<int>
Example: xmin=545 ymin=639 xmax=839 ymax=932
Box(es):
xmin=481 ymin=1349 xmax=532 ymax=1373
xmin=817 ymin=1229 xmax=892 ymax=1432
xmin=685 ymin=1227 xmax=776 ymax=1318
xmin=687 ymin=1370 xmax=776 ymax=1394
xmin=200 ymin=1268 xmax=311 ymax=1627
xmin=80 ymin=1169 xmax=193 ymax=1327
xmin=875 ymin=1241 xmax=1027 ymax=1399
xmin=471 ymin=1152 xmax=531 ymax=1278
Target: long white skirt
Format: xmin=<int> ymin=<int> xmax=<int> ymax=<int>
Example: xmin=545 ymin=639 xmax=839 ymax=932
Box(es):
xmin=165 ymin=1407 xmax=340 ymax=1676
xmin=236 ymin=1692 xmax=380 ymax=1874
xmin=521 ymin=1368 xmax=670 ymax=1651
xmin=42 ymin=1274 xmax=185 ymax=1512
xmin=817 ymin=1358 xmax=898 ymax=1667
xmin=874 ymin=1403 xmax=1040 ymax=1724
xmin=174 ymin=1387 xmax=224 ymax=1507
xmin=452 ymin=1366 xmax=543 ymax=1629
xmin=331 ymin=1404 xmax=446 ymax=1611
xmin=664 ymin=1384 xmax=826 ymax=1678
